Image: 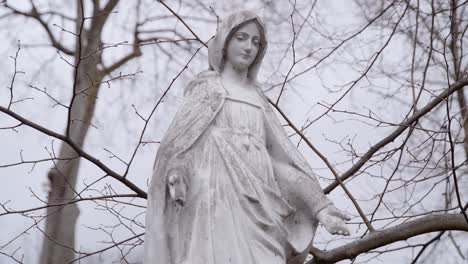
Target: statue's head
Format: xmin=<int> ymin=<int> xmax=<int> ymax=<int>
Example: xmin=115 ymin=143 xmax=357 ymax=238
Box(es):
xmin=208 ymin=10 xmax=267 ymax=82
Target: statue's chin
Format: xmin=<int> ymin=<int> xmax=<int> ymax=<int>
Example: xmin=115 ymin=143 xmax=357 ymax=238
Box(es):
xmin=232 ymin=61 xmax=250 ymax=72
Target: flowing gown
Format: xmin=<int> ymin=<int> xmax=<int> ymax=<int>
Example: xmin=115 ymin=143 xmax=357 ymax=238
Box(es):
xmin=165 ymin=94 xmax=295 ymax=264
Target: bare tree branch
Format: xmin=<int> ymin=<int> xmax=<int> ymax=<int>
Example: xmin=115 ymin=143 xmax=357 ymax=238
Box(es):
xmin=309 ymin=213 xmax=468 ymax=264
xmin=3 ymin=1 xmax=75 ymax=56
xmin=324 ymin=77 xmax=468 ymax=194
xmin=0 ymin=105 xmax=147 ymax=198
xmin=156 ymin=0 xmax=208 ymax=47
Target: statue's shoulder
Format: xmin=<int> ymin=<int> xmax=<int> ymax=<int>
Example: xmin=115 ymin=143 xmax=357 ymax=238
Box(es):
xmin=184 ymin=70 xmax=220 ymax=96
xmin=252 ymin=81 xmax=272 ymax=108
xmin=196 ymin=70 xmax=219 ymax=80
xmin=253 ymin=80 xmax=265 ymax=91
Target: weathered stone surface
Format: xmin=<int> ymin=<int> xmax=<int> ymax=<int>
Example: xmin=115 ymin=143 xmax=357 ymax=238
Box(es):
xmin=144 ymin=10 xmax=349 ymax=264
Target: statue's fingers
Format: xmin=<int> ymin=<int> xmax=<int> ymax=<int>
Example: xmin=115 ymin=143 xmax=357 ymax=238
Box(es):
xmin=334 ymin=227 xmax=348 ymax=236
xmin=173 ymin=185 xmax=186 ymax=206
xmin=341 ymin=213 xmax=351 ymax=221
xmin=175 ymin=197 xmax=185 ymax=206
xmin=168 ymin=173 xmax=182 ymax=186
xmin=168 ymin=185 xmax=176 ymax=201
xmin=326 ymin=223 xmax=342 ymax=236
xmin=330 ymin=208 xmax=351 ymax=221
xmin=337 ymin=224 xmax=350 ymax=236
xmin=323 ymin=223 xmax=335 ymax=235
xmin=168 ymin=174 xmax=175 ymax=185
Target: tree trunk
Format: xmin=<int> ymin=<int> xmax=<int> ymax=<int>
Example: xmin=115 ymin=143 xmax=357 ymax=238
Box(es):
xmin=39 ymin=59 xmax=105 ymax=264
xmin=39 ymin=1 xmax=109 ymax=262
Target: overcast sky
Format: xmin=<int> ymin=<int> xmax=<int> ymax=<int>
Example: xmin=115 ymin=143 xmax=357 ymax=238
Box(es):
xmin=0 ymin=0 xmax=466 ymax=263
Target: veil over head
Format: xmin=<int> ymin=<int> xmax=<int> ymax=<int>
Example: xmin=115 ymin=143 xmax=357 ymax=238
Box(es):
xmin=208 ymin=10 xmax=268 ymax=82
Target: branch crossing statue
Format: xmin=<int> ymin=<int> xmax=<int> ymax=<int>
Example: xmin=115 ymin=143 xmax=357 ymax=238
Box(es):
xmin=144 ymin=10 xmax=350 ymax=264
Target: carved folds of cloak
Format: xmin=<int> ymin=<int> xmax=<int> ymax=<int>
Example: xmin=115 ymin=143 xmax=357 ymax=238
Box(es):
xmin=144 ymin=10 xmax=332 ymax=264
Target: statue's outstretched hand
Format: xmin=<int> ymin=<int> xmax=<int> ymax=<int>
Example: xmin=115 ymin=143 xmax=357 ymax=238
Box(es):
xmin=316 ymin=205 xmax=351 ymax=236
xmin=168 ymin=173 xmax=187 ymax=206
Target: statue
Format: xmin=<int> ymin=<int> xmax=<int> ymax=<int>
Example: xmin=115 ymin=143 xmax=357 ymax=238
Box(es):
xmin=144 ymin=10 xmax=350 ymax=264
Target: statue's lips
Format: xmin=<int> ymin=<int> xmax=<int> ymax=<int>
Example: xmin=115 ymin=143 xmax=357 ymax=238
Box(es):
xmin=240 ymin=54 xmax=251 ymax=59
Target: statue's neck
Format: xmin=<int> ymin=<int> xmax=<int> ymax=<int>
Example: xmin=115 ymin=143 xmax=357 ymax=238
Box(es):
xmin=221 ymin=64 xmax=249 ymax=87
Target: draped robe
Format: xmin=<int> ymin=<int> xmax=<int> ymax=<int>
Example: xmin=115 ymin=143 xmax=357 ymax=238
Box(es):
xmin=143 ymin=71 xmax=332 ymax=264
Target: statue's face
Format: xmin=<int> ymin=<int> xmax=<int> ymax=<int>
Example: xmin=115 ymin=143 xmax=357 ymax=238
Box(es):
xmin=225 ymin=22 xmax=261 ymax=71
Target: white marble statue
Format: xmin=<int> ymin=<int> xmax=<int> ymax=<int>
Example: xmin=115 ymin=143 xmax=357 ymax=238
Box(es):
xmin=144 ymin=10 xmax=350 ymax=264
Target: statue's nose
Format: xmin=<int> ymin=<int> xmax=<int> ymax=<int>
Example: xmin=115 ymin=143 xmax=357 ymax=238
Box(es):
xmin=244 ymin=41 xmax=253 ymax=53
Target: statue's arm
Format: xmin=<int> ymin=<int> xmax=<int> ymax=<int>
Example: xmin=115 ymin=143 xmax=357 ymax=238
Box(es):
xmin=270 ymin=151 xmax=350 ymax=236
xmin=270 ymin=158 xmax=332 ymax=217
xmin=262 ymin=106 xmax=330 ymax=214
xmin=166 ymin=152 xmax=191 ymax=206
xmin=162 ymin=75 xmax=208 ymax=206
xmin=264 ymin=105 xmax=350 ymax=235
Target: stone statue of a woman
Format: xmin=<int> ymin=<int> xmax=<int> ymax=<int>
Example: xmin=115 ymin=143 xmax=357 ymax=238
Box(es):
xmin=144 ymin=10 xmax=350 ymax=264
